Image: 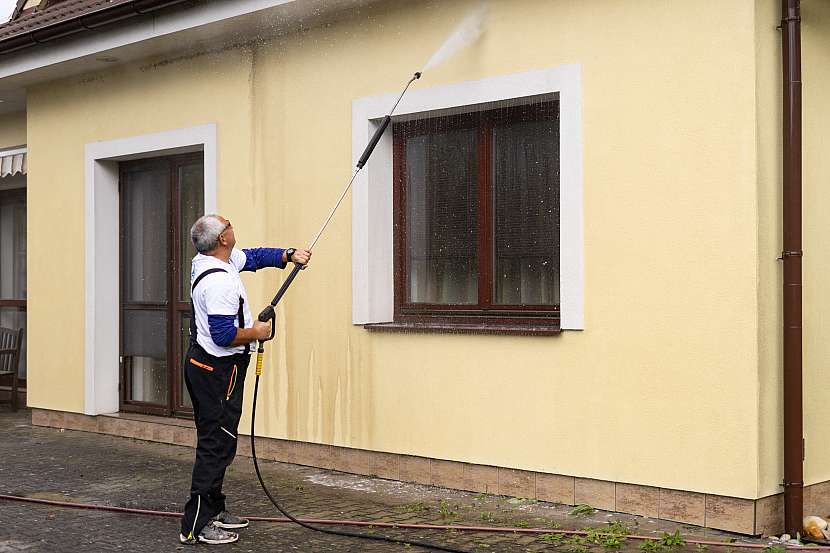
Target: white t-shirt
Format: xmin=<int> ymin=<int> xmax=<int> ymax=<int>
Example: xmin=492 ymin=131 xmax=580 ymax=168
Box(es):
xmin=190 ymin=249 xmax=253 ymax=357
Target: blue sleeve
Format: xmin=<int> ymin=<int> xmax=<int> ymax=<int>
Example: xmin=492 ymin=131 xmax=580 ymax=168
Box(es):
xmin=208 ymin=314 xmax=238 ymax=347
xmin=241 ymin=248 xmax=287 ymax=272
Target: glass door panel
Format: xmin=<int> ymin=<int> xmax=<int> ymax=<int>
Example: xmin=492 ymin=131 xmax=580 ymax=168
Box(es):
xmin=174 ymin=159 xmax=203 ymax=414
xmin=179 ymin=313 xmax=193 ymax=409
xmin=179 ymin=163 xmax=203 ymax=303
xmin=120 ymin=154 xmax=203 ymax=417
xmin=120 ymin=160 xmax=170 ymax=410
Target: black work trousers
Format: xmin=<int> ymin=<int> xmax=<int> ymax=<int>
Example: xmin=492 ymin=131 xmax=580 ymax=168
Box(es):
xmin=180 ymin=343 xmax=250 ymax=539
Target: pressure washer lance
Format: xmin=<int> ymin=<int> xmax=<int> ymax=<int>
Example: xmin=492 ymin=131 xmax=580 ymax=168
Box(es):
xmin=250 ymin=73 xmax=471 ymax=553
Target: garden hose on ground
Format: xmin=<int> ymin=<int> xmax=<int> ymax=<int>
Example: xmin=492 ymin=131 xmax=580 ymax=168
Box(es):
xmin=0 ymin=494 xmax=805 ymax=551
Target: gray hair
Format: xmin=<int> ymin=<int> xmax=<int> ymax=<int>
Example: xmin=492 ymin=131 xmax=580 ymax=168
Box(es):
xmin=190 ymin=214 xmax=226 ymax=253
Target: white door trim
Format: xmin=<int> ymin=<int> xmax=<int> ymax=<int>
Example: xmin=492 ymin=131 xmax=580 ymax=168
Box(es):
xmin=83 ymin=123 xmax=217 ymax=415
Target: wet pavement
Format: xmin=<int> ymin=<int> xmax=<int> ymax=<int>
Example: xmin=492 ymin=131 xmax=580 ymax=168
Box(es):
xmin=0 ymin=409 xmax=769 ymax=552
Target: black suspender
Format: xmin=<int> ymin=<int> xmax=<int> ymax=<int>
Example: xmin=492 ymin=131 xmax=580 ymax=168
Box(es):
xmin=237 ymin=296 xmax=248 ymax=354
xmin=189 ymin=268 xmax=249 ymax=354
xmin=191 ymin=268 xmax=227 ymax=292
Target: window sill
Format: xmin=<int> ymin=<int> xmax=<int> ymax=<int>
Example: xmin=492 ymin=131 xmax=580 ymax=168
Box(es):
xmin=363 ymin=321 xmax=561 ymax=336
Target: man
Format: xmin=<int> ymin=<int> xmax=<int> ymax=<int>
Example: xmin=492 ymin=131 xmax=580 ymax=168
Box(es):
xmin=180 ymin=214 xmax=311 ymax=545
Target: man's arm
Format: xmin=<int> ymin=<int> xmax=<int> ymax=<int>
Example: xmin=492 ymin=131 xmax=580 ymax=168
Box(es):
xmin=240 ymin=248 xmax=286 ymax=272
xmin=208 ymin=315 xmax=271 ymax=346
xmin=230 ymin=323 xmax=271 ymax=345
xmin=204 ymin=278 xmax=271 ymax=346
xmin=238 ymin=247 xmax=312 ymax=272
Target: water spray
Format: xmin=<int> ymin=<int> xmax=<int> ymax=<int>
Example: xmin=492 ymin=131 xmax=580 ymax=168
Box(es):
xmin=249 ymin=5 xmax=491 ymax=550
xmin=250 ymin=71 xmax=477 ymax=553
xmin=252 ymin=1 xmax=488 ymax=329
xmin=252 ymin=71 xmax=421 ymax=334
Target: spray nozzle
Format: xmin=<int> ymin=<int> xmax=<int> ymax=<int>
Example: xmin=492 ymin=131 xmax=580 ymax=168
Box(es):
xmin=356 ymin=73 xmax=422 ymax=169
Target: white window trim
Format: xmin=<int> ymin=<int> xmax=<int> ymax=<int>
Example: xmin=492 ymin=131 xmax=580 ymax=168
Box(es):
xmin=351 ymin=65 xmax=584 ymax=330
xmin=83 ymin=124 xmax=217 ymax=415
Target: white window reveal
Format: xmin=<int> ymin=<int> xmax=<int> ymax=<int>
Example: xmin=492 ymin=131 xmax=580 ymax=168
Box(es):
xmin=351 ymin=65 xmax=584 ymax=331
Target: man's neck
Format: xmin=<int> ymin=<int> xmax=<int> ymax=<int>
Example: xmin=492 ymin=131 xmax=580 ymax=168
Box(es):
xmin=204 ymin=247 xmax=232 ymax=263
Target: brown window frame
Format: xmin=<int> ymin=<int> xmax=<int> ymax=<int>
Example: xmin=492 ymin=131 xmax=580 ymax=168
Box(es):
xmin=390 ymin=101 xmax=561 ymax=334
xmin=118 ymin=152 xmax=203 ymax=418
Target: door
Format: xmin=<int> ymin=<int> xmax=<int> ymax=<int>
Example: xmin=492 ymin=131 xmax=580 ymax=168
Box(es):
xmin=119 ymin=153 xmax=203 ymax=417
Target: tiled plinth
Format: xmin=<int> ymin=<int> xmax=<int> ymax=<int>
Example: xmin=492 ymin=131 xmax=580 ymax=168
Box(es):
xmin=32 ymin=408 xmax=786 ymax=536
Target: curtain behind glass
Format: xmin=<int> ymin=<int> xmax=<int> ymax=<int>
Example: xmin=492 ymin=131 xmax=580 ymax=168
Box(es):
xmin=0 ymin=188 xmax=26 ymax=378
xmin=493 ymin=118 xmax=560 ymax=306
xmin=406 ymin=128 xmax=478 ymax=304
xmin=179 ymin=163 xmax=203 ymax=303
xmin=178 ymin=162 xmax=203 ymax=409
xmin=122 ymin=162 xmax=169 ymax=405
xmin=0 ymin=191 xmax=25 ymax=300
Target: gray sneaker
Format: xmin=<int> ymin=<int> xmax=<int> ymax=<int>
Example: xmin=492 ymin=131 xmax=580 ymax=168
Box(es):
xmin=179 ymin=522 xmax=239 ymax=545
xmin=211 ymin=510 xmax=250 ymax=530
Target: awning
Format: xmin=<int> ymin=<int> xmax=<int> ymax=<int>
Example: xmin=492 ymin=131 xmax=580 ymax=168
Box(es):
xmin=0 ymin=147 xmax=26 ymax=178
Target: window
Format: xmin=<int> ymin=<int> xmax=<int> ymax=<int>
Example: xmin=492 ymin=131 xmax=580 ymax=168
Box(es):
xmin=353 ymin=66 xmax=583 ymax=331
xmin=119 ymin=153 xmax=203 ymax=417
xmin=392 ymin=99 xmax=560 ymax=331
xmin=0 ymin=187 xmax=26 ymax=381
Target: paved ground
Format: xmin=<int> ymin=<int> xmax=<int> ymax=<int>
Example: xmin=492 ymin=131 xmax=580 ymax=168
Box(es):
xmin=0 ymin=409 xmax=769 ymax=552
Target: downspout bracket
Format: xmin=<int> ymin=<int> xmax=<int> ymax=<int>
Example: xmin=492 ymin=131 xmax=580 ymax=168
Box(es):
xmin=777 ymin=250 xmax=803 ymax=260
xmin=777 ymin=15 xmax=802 ymax=30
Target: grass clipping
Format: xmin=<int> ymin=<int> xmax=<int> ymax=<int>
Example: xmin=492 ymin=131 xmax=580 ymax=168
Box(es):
xmin=539 ymin=523 xmax=687 ymax=553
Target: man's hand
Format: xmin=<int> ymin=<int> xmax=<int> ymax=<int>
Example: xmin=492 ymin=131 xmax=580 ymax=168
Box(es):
xmin=290 ymin=248 xmax=312 ymax=269
xmin=252 ymin=320 xmax=272 ymax=341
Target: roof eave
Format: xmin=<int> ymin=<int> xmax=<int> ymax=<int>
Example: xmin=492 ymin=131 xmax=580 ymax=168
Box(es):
xmin=0 ymin=0 xmax=191 ymax=55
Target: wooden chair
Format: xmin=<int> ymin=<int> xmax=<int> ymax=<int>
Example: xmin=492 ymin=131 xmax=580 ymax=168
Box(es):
xmin=0 ymin=327 xmax=23 ymax=411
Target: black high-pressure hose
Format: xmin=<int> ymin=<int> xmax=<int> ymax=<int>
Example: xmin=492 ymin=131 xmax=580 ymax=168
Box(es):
xmin=249 ymin=74 xmax=472 ymax=553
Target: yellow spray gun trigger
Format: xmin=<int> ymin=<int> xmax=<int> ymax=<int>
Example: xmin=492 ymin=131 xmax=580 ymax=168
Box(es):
xmin=255 ymin=309 xmax=276 ymax=377
xmin=256 ymin=343 xmax=264 ymax=377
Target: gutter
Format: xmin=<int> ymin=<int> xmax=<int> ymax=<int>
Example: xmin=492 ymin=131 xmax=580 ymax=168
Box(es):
xmin=780 ymin=0 xmax=803 ymax=537
xmin=0 ymin=0 xmax=192 ymax=55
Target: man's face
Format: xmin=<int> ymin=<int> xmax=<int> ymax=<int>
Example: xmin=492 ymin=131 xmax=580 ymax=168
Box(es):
xmin=217 ymin=216 xmax=236 ymax=249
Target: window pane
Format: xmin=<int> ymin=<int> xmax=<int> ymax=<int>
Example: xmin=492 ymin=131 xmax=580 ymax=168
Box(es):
xmin=125 ymin=356 xmax=168 ymax=405
xmin=0 ymin=189 xmax=25 ymax=300
xmin=493 ymin=115 xmax=560 ymax=305
xmin=0 ymin=308 xmax=25 ymax=378
xmin=122 ymin=163 xmax=169 ymax=303
xmin=405 ymin=128 xmax=478 ymax=304
xmin=180 ymin=313 xmax=192 ymax=408
xmin=123 ymin=309 xmax=168 ymax=404
xmin=179 ymin=162 xmax=204 ymax=302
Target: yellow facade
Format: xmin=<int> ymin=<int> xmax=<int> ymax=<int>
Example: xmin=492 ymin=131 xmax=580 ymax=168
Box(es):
xmin=21 ymin=0 xmax=829 ymax=501
xmin=754 ymin=0 xmax=830 ymax=498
